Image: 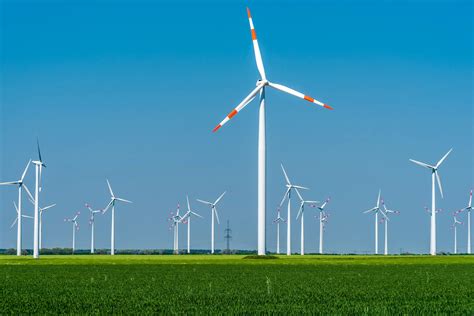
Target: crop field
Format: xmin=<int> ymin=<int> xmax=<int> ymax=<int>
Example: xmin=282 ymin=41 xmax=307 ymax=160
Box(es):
xmin=0 ymin=255 xmax=473 ymax=314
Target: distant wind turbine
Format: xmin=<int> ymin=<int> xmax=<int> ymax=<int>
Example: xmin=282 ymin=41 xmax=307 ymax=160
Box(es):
xmin=168 ymin=203 xmax=183 ymax=254
xmin=0 ymin=160 xmax=32 ymax=256
xmin=64 ymin=211 xmax=80 ymax=254
xmin=279 ymin=164 xmax=308 ymax=256
xmin=295 ymin=189 xmax=318 ymax=256
xmin=182 ymin=196 xmax=203 ymax=254
xmin=363 ymin=190 xmax=387 ymax=254
xmin=380 ymin=199 xmax=399 ymax=255
xmin=85 ymin=203 xmax=103 ymax=254
xmin=32 ymin=139 xmax=46 ymax=259
xmin=197 ymin=191 xmax=226 ymax=254
xmin=409 ymin=148 xmax=452 ymax=255
xmin=459 ymin=190 xmax=472 ymax=254
xmin=272 ymin=208 xmax=285 ymax=255
xmin=451 ymin=215 xmax=463 ymax=254
xmin=314 ymin=197 xmax=331 ymax=254
xmin=103 ymin=179 xmax=132 ymax=255
xmin=211 ymin=8 xmax=333 ymax=255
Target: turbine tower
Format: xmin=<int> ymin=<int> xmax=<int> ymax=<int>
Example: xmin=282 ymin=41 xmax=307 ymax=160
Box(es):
xmin=314 ymin=197 xmax=331 ymax=254
xmin=197 ymin=191 xmax=226 ymax=254
xmin=168 ymin=203 xmax=183 ymax=254
xmin=85 ymin=203 xmax=103 ymax=254
xmin=295 ymin=189 xmax=318 ymax=256
xmin=64 ymin=211 xmax=80 ymax=254
xmin=410 ymin=148 xmax=452 ymax=255
xmin=272 ymin=208 xmax=285 ymax=255
xmin=103 ymin=179 xmax=132 ymax=255
xmin=278 ymin=164 xmax=308 ymax=256
xmin=452 ymin=215 xmax=462 ymax=254
xmin=0 ymin=160 xmax=32 ymax=256
xmin=380 ymin=199 xmax=399 ymax=255
xmin=363 ymin=190 xmax=387 ymax=254
xmin=182 ymin=196 xmax=203 ymax=254
xmin=32 ymin=139 xmax=46 ymax=259
xmin=212 ymin=8 xmax=333 ymax=255
xmin=459 ymin=190 xmax=472 ymax=254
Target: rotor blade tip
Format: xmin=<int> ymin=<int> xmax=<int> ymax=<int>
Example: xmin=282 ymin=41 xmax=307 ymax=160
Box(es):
xmin=247 ymin=7 xmax=251 ymax=18
xmin=323 ymin=104 xmax=333 ymax=110
xmin=212 ymin=124 xmax=221 ymax=133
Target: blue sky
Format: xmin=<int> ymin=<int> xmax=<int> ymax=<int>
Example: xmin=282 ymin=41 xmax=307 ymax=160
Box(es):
xmin=1 ymin=0 xmax=472 ymax=253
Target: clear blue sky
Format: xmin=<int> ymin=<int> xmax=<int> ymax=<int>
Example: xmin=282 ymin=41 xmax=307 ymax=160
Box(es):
xmin=1 ymin=0 xmax=472 ymax=253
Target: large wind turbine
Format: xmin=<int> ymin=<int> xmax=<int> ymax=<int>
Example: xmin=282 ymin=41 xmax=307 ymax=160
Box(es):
xmin=32 ymin=139 xmax=46 ymax=259
xmin=314 ymin=197 xmax=331 ymax=254
xmin=272 ymin=208 xmax=285 ymax=255
xmin=452 ymin=215 xmax=462 ymax=254
xmin=380 ymin=199 xmax=399 ymax=255
xmin=212 ymin=8 xmax=333 ymax=255
xmin=182 ymin=196 xmax=203 ymax=254
xmin=197 ymin=191 xmax=226 ymax=254
xmin=168 ymin=203 xmax=183 ymax=254
xmin=410 ymin=148 xmax=452 ymax=255
xmin=459 ymin=190 xmax=472 ymax=254
xmin=64 ymin=211 xmax=80 ymax=254
xmin=103 ymin=179 xmax=132 ymax=255
xmin=0 ymin=160 xmax=32 ymax=256
xmin=363 ymin=190 xmax=387 ymax=254
xmin=85 ymin=203 xmax=103 ymax=254
xmin=279 ymin=164 xmax=308 ymax=256
xmin=295 ymin=189 xmax=318 ymax=256
xmin=39 ymin=203 xmax=56 ymax=250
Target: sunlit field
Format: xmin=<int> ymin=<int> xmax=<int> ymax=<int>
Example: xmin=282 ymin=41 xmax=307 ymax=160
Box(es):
xmin=0 ymin=255 xmax=473 ymax=314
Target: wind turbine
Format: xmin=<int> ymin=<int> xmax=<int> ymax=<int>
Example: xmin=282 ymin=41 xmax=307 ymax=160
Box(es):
xmin=409 ymin=148 xmax=452 ymax=255
xmin=380 ymin=199 xmax=399 ymax=255
xmin=459 ymin=190 xmax=472 ymax=254
xmin=181 ymin=196 xmax=203 ymax=254
xmin=272 ymin=208 xmax=285 ymax=255
xmin=39 ymin=203 xmax=56 ymax=250
xmin=363 ymin=190 xmax=387 ymax=254
xmin=295 ymin=189 xmax=318 ymax=256
xmin=32 ymin=139 xmax=46 ymax=259
xmin=85 ymin=203 xmax=103 ymax=254
xmin=314 ymin=197 xmax=331 ymax=254
xmin=168 ymin=203 xmax=183 ymax=254
xmin=102 ymin=179 xmax=132 ymax=255
xmin=197 ymin=191 xmax=226 ymax=254
xmin=64 ymin=211 xmax=80 ymax=254
xmin=279 ymin=164 xmax=308 ymax=256
xmin=452 ymin=215 xmax=462 ymax=254
xmin=212 ymin=8 xmax=333 ymax=255
xmin=0 ymin=160 xmax=32 ymax=256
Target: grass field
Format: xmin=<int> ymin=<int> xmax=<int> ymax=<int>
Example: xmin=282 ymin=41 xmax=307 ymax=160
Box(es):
xmin=0 ymin=255 xmax=473 ymax=314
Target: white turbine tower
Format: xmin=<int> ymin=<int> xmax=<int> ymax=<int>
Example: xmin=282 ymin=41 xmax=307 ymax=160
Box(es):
xmin=0 ymin=160 xmax=32 ymax=256
xmin=363 ymin=190 xmax=387 ymax=254
xmin=380 ymin=199 xmax=399 ymax=256
xmin=410 ymin=148 xmax=452 ymax=256
xmin=182 ymin=196 xmax=203 ymax=254
xmin=197 ymin=191 xmax=226 ymax=254
xmin=459 ymin=190 xmax=472 ymax=254
xmin=452 ymin=215 xmax=462 ymax=254
xmin=272 ymin=208 xmax=285 ymax=255
xmin=279 ymin=164 xmax=308 ymax=256
xmin=168 ymin=203 xmax=183 ymax=254
xmin=212 ymin=8 xmax=333 ymax=255
xmin=103 ymin=179 xmax=132 ymax=256
xmin=314 ymin=197 xmax=331 ymax=254
xmin=295 ymin=189 xmax=318 ymax=256
xmin=85 ymin=203 xmax=102 ymax=254
xmin=32 ymin=139 xmax=46 ymax=259
xmin=64 ymin=211 xmax=80 ymax=254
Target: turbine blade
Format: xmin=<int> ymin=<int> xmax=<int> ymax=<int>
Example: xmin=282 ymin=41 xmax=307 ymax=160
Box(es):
xmin=186 ymin=195 xmax=191 ymax=212
xmin=10 ymin=217 xmax=18 ymax=229
xmin=37 ymin=138 xmax=43 ymax=162
xmin=377 ymin=190 xmax=381 ymax=208
xmin=13 ymin=201 xmax=19 ymax=213
xmin=435 ymin=171 xmax=444 ymax=199
xmin=106 ymin=179 xmax=114 ymax=197
xmin=191 ymin=211 xmax=203 ymax=218
xmin=296 ymin=203 xmax=304 ymax=220
xmin=196 ymin=199 xmax=212 ymax=206
xmin=435 ymin=148 xmax=453 ymax=168
xmin=42 ymin=204 xmax=56 ymax=211
xmin=293 ymin=185 xmax=309 ymax=190
xmin=280 ymin=164 xmax=291 ymax=185
xmin=246 ymin=8 xmax=266 ymax=80
xmin=469 ymin=190 xmax=472 ymax=208
xmin=116 ymin=197 xmax=132 ymax=203
xmin=0 ymin=181 xmax=19 ymax=186
xmin=212 ymin=85 xmax=262 ymax=132
xmin=279 ymin=187 xmax=290 ymax=207
xmin=268 ymin=82 xmax=332 ymax=110
xmin=23 ymin=184 xmax=34 ymax=202
xmin=214 ymin=191 xmax=226 ymax=205
xmin=294 ymin=187 xmax=304 ymax=202
xmin=20 ymin=159 xmax=32 ymax=182
xmin=102 ymin=200 xmax=113 ymax=214
xmin=214 ymin=208 xmax=220 ymax=224
xmin=409 ymin=159 xmax=433 ymax=169
xmin=364 ymin=207 xmax=377 ymax=214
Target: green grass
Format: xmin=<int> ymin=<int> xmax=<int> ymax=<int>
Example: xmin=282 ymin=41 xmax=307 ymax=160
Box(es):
xmin=0 ymin=255 xmax=473 ymax=314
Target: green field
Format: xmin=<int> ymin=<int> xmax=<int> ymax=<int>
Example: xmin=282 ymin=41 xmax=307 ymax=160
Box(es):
xmin=0 ymin=255 xmax=473 ymax=314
